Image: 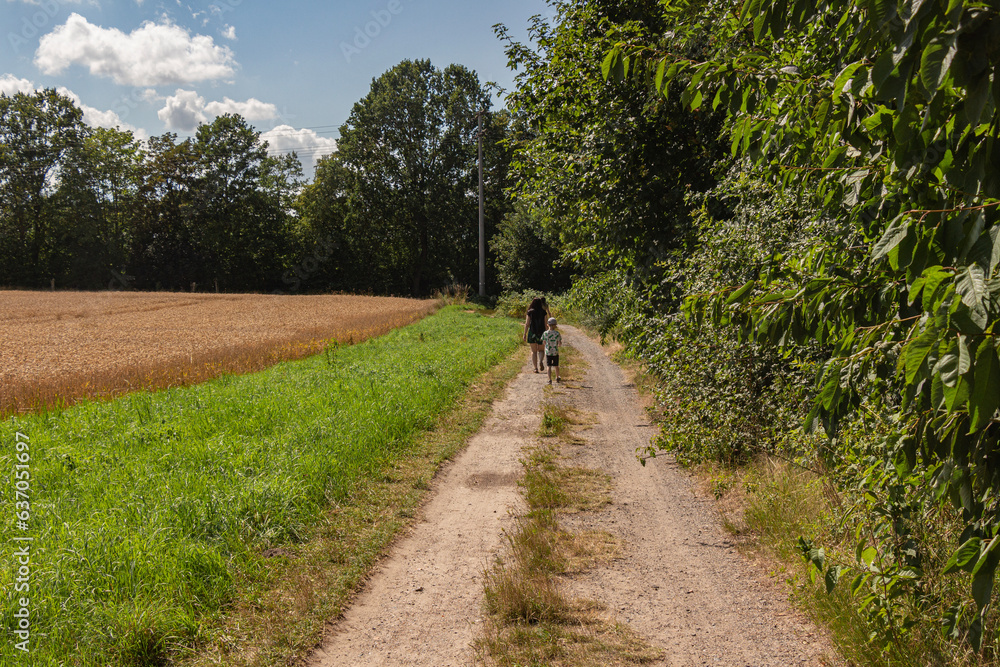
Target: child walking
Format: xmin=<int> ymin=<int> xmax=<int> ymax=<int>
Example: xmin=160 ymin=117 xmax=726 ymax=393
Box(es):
xmin=541 ymin=317 xmax=562 ymax=384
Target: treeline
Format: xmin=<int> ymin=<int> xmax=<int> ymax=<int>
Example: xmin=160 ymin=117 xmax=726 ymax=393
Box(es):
xmin=0 ymin=90 xmax=301 ymax=292
xmin=497 ymin=0 xmax=1000 ymax=663
xmin=0 ymin=60 xmax=543 ymax=296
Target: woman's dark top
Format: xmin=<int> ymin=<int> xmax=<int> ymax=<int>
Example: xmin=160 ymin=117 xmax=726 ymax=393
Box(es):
xmin=527 ymin=307 xmax=547 ymax=337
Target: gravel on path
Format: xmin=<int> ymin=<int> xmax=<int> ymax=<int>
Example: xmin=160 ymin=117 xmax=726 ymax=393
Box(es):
xmin=308 ymin=325 xmax=843 ymax=666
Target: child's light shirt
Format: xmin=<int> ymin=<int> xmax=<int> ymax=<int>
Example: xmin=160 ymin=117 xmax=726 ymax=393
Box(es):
xmin=542 ymin=329 xmax=562 ymax=357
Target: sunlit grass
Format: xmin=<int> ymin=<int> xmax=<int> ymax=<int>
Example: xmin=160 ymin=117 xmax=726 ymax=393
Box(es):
xmin=0 ymin=306 xmax=519 ymax=666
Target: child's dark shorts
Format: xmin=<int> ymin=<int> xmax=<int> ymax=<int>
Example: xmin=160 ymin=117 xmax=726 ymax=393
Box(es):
xmin=546 ymin=355 xmax=559 ymax=367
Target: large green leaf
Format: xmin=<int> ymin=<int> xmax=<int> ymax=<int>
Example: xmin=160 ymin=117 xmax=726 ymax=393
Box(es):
xmin=920 ymin=267 xmax=953 ymax=311
xmin=956 ymin=264 xmax=989 ymax=328
xmin=740 ymin=0 xmax=764 ymax=23
xmin=872 ymin=215 xmax=909 ymax=259
xmin=920 ymin=39 xmax=957 ymax=93
xmin=990 ymin=225 xmax=1000 ymax=276
xmin=964 ymin=74 xmax=992 ymax=127
xmin=725 ymin=280 xmax=756 ymax=305
xmin=943 ymin=537 xmax=983 ymax=574
xmin=905 ymin=323 xmax=940 ymax=384
xmin=970 ymin=339 xmax=1000 ymax=432
xmin=825 ymin=565 xmax=843 ymax=594
xmin=833 ymin=62 xmax=865 ymax=96
xmin=936 ymin=339 xmax=961 ymax=387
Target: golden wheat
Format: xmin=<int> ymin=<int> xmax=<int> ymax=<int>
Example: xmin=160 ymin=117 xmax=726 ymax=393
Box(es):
xmin=0 ymin=291 xmax=437 ymax=417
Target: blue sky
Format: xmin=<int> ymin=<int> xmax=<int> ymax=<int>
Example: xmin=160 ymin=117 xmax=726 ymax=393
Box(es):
xmin=0 ymin=0 xmax=553 ymax=174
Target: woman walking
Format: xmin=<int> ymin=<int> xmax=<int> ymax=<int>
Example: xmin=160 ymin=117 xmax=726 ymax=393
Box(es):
xmin=523 ymin=297 xmax=548 ymax=373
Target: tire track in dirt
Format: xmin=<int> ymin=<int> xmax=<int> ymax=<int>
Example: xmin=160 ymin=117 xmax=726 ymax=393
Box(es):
xmin=553 ymin=327 xmax=843 ymax=666
xmin=308 ymin=355 xmax=541 ymax=666
xmin=308 ymin=326 xmax=843 ymax=666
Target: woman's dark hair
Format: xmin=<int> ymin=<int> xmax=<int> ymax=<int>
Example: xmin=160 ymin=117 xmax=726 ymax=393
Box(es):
xmin=527 ymin=297 xmax=546 ymax=336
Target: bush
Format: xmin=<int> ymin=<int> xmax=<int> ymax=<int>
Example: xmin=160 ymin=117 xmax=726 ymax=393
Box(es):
xmin=490 ymin=203 xmax=573 ymax=294
xmin=494 ymin=290 xmax=566 ymax=321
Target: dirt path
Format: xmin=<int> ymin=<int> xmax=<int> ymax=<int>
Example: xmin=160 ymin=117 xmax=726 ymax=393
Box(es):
xmin=308 ymin=326 xmax=841 ymax=666
xmin=308 ymin=351 xmax=538 ymax=666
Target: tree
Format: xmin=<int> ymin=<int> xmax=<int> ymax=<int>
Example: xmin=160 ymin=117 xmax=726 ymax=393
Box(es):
xmin=0 ymin=89 xmax=86 ymax=285
xmin=130 ymin=133 xmax=202 ymax=289
xmin=491 ymin=202 xmax=572 ymax=293
xmin=50 ymin=127 xmax=142 ymax=288
xmin=192 ymin=114 xmax=300 ymax=290
xmin=293 ymin=154 xmax=373 ymax=294
xmin=332 ymin=59 xmax=493 ymax=296
xmin=130 ymin=118 xmax=301 ymax=291
xmin=497 ymin=0 xmax=724 ymax=305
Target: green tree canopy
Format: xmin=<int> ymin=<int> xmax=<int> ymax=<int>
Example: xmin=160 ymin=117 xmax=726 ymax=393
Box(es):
xmin=0 ymin=89 xmax=86 ymax=285
xmin=497 ymin=0 xmax=724 ymax=303
xmin=490 ymin=202 xmax=572 ymax=293
xmin=330 ymin=58 xmax=495 ymax=296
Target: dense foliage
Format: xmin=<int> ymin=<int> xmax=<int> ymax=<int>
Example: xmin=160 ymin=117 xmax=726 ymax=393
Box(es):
xmin=497 ymin=0 xmax=723 ymax=304
xmin=497 ymin=0 xmax=1000 ymax=657
xmin=602 ymin=0 xmax=1000 ymax=650
xmin=489 ymin=202 xmax=572 ymax=294
xmin=296 ymin=60 xmax=512 ymax=296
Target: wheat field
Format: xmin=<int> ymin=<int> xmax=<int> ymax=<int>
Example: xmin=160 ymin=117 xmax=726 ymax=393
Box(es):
xmin=0 ymin=290 xmax=436 ymax=416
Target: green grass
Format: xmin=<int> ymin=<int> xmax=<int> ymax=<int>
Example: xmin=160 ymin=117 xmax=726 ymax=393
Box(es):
xmin=0 ymin=306 xmax=520 ymax=666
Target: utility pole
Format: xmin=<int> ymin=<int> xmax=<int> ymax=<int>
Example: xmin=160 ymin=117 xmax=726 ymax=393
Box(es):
xmin=477 ymin=111 xmax=486 ymax=298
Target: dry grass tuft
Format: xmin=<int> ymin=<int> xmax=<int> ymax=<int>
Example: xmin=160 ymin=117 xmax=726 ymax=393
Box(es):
xmin=521 ymin=443 xmax=613 ymax=514
xmin=433 ymin=283 xmax=470 ymax=305
xmin=554 ymin=530 xmax=623 ymax=573
xmin=0 ymin=291 xmax=436 ymax=417
xmin=478 ymin=397 xmax=660 ymax=667
xmin=477 ymin=604 xmax=665 ymax=667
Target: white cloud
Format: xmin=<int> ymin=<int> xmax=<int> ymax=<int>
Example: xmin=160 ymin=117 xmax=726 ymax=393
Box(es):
xmin=34 ymin=13 xmax=237 ymax=86
xmin=157 ymin=89 xmax=207 ymax=131
xmin=158 ymin=89 xmax=279 ymax=132
xmin=0 ymin=74 xmax=36 ymax=97
xmin=261 ymin=125 xmax=338 ymax=172
xmin=221 ymin=25 xmax=236 ymax=40
xmin=205 ymin=97 xmax=276 ymax=120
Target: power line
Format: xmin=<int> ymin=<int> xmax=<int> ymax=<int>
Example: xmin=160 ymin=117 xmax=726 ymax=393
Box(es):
xmin=266 ymin=147 xmax=338 ymax=157
xmin=259 ymin=128 xmax=338 ymax=138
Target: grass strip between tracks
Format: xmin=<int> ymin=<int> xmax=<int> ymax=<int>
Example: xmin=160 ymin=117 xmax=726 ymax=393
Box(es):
xmin=475 ymin=345 xmax=665 ymax=667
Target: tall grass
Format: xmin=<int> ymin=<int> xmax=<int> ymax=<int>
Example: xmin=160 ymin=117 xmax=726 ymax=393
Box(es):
xmin=0 ymin=306 xmax=519 ymax=666
xmin=711 ymin=457 xmax=995 ymax=667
